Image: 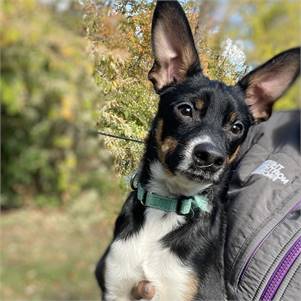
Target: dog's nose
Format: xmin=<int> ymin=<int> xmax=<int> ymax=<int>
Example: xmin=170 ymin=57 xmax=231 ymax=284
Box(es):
xmin=193 ymin=143 xmax=225 ymax=168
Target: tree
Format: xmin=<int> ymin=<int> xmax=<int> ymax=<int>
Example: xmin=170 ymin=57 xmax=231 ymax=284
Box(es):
xmin=225 ymin=0 xmax=301 ymax=110
xmin=1 ymin=0 xmax=110 ymax=207
xmin=84 ymin=0 xmax=244 ymax=175
xmin=85 ymin=0 xmax=300 ymax=175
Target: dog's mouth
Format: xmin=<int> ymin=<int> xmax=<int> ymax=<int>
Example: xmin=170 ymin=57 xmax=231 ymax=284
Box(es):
xmin=179 ymin=163 xmax=225 ymax=184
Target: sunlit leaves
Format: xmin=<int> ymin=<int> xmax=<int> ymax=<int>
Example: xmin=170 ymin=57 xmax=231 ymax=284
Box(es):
xmin=1 ymin=0 xmax=109 ymax=207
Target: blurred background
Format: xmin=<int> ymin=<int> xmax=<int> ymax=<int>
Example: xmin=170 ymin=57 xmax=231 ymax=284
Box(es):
xmin=1 ymin=0 xmax=300 ymax=299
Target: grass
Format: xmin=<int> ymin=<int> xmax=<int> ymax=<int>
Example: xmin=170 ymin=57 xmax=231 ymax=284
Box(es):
xmin=0 ymin=185 xmax=126 ymax=300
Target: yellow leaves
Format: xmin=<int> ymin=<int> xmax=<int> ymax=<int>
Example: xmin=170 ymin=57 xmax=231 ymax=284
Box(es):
xmin=53 ymin=136 xmax=73 ymax=149
xmin=61 ymin=95 xmax=75 ymax=121
xmin=61 ymin=45 xmax=76 ymax=58
xmin=58 ymin=151 xmax=77 ymax=197
xmin=1 ymin=76 xmax=27 ymax=115
xmin=111 ymin=80 xmax=118 ymax=89
xmin=231 ymin=0 xmax=300 ymax=108
xmin=101 ymin=14 xmax=124 ymax=38
xmin=0 ymin=27 xmax=20 ymax=47
xmin=87 ymin=1 xmax=247 ymax=174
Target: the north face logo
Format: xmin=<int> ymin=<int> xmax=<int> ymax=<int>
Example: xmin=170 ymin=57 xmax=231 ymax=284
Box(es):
xmin=251 ymin=160 xmax=289 ymax=184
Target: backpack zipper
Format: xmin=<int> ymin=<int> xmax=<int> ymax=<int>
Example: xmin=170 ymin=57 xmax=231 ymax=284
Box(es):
xmin=260 ymin=237 xmax=301 ymax=301
xmin=237 ymin=199 xmax=301 ymax=286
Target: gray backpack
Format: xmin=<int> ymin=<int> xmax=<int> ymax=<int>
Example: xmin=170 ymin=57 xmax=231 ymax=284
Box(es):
xmin=226 ymin=110 xmax=301 ymax=301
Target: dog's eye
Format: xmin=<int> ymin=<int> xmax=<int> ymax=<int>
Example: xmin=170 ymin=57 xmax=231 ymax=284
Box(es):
xmin=231 ymin=121 xmax=244 ymax=135
xmin=177 ymin=104 xmax=193 ymax=118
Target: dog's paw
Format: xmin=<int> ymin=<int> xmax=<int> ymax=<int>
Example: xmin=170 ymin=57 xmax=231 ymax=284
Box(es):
xmin=131 ymin=280 xmax=155 ymax=300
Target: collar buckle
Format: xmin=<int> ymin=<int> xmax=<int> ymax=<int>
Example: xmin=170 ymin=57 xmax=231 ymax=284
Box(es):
xmin=176 ymin=198 xmax=193 ymax=215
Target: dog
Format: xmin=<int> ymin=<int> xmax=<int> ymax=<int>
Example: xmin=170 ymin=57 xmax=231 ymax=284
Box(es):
xmin=95 ymin=1 xmax=300 ymax=300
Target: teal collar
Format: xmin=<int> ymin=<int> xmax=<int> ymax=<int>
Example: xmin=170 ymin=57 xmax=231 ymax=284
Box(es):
xmin=136 ymin=184 xmax=210 ymax=215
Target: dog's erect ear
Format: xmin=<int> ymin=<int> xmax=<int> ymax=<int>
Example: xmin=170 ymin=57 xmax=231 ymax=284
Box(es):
xmin=238 ymin=47 xmax=300 ymax=122
xmin=148 ymin=1 xmax=201 ymax=93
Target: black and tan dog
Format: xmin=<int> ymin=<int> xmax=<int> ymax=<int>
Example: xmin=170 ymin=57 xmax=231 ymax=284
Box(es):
xmin=95 ymin=1 xmax=300 ymax=300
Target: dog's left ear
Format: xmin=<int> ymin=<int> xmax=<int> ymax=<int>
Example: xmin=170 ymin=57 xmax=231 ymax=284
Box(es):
xmin=238 ymin=47 xmax=300 ymax=122
xmin=148 ymin=1 xmax=201 ymax=93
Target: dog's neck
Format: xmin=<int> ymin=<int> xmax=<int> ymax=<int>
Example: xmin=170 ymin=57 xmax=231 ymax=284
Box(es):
xmin=138 ymin=160 xmax=212 ymax=198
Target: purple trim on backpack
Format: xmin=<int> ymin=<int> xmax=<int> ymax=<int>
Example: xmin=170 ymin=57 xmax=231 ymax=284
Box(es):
xmin=260 ymin=237 xmax=301 ymax=301
xmin=238 ymin=199 xmax=301 ymax=284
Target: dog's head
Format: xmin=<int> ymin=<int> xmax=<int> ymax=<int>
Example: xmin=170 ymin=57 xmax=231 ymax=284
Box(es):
xmin=147 ymin=1 xmax=300 ymax=185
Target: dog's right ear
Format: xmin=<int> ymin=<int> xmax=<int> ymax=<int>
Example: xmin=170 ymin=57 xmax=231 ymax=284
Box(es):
xmin=238 ymin=47 xmax=300 ymax=122
xmin=148 ymin=1 xmax=201 ymax=93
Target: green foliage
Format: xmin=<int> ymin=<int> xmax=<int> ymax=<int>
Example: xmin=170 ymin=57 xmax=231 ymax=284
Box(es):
xmin=85 ymin=0 xmax=246 ymax=175
xmin=228 ymin=0 xmax=301 ymax=110
xmin=1 ymin=0 xmax=112 ymax=208
xmin=85 ymin=0 xmax=300 ymax=177
xmin=4 ymin=0 xmax=297 ymax=204
xmin=84 ymin=0 xmax=157 ymax=174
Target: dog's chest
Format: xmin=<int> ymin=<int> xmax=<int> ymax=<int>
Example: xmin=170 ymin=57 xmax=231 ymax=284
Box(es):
xmin=105 ymin=209 xmax=196 ymax=301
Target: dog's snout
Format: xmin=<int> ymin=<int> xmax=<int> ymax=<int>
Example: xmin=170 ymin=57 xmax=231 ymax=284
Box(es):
xmin=193 ymin=143 xmax=225 ymax=168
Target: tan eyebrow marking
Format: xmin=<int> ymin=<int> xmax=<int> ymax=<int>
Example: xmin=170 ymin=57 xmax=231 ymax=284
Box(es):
xmin=195 ymin=99 xmax=204 ymax=110
xmin=229 ymin=112 xmax=238 ymax=122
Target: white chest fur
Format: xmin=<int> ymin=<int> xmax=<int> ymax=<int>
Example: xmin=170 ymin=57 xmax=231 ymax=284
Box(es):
xmin=105 ymin=208 xmax=195 ymax=301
